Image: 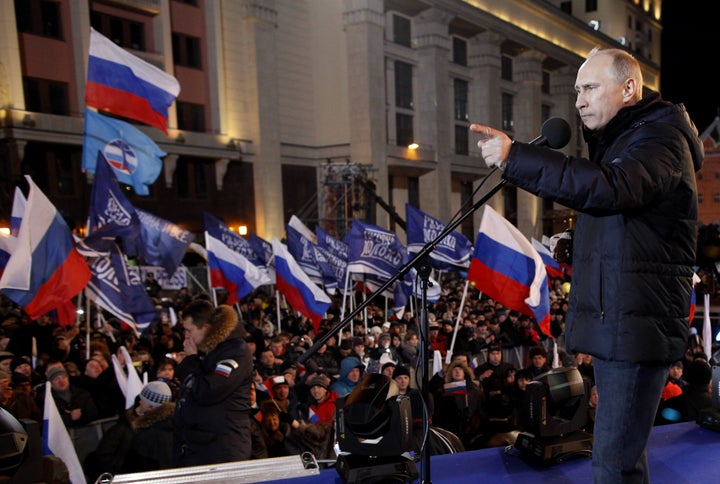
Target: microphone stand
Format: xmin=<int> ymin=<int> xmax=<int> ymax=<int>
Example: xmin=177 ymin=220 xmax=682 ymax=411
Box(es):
xmin=298 ymin=174 xmax=507 ymax=484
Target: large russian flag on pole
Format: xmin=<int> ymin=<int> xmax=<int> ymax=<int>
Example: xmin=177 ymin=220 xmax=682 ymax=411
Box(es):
xmin=86 ymin=27 xmax=180 ymax=134
xmin=0 ymin=177 xmax=90 ymax=321
xmin=467 ymin=206 xmax=552 ymax=337
xmin=272 ymin=238 xmax=331 ymax=332
xmin=206 ymin=232 xmax=271 ymax=306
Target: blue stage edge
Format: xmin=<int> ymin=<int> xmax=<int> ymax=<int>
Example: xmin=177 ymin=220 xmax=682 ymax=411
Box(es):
xmin=267 ymin=422 xmax=720 ymax=484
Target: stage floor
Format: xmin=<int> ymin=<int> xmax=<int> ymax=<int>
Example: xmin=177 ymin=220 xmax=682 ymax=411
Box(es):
xmin=268 ymin=421 xmax=720 ymax=483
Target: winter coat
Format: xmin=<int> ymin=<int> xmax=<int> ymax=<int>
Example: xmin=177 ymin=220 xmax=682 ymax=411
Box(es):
xmin=173 ymin=306 xmax=254 ymax=466
xmin=124 ymin=402 xmax=175 ymax=472
xmin=330 ymin=356 xmax=364 ymax=398
xmin=503 ymin=94 xmax=704 ymax=364
xmin=308 ymin=389 xmax=338 ymax=425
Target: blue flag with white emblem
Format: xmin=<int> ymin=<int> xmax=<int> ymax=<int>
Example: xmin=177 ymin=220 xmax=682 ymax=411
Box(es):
xmin=82 ymin=108 xmax=164 ymax=195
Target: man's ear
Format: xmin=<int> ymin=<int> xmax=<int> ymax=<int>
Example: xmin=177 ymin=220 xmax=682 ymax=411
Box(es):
xmin=623 ymin=77 xmax=638 ymax=103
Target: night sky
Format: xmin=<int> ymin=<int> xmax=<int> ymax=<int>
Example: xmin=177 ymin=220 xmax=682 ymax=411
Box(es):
xmin=661 ymin=1 xmax=720 ymax=131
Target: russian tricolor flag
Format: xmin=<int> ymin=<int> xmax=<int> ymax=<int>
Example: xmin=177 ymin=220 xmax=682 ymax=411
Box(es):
xmin=467 ymin=206 xmax=552 ymax=337
xmin=308 ymin=408 xmax=320 ymax=424
xmin=0 ymin=232 xmax=12 ymax=280
xmin=85 ymin=28 xmax=180 ymax=134
xmin=206 ymin=233 xmax=272 ymax=306
xmin=272 ymin=238 xmax=331 ymax=332
xmin=531 ymin=238 xmax=565 ymax=279
xmin=10 ymin=187 xmax=25 ymax=237
xmin=689 ymin=272 xmax=700 ymax=324
xmin=443 ymin=380 xmax=468 ymax=395
xmin=43 ymin=382 xmax=87 ymax=484
xmin=0 ymin=177 xmax=90 ymax=321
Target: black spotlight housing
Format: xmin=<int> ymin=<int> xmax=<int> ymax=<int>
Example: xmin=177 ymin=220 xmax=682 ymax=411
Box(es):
xmin=335 ymin=373 xmax=417 ymax=483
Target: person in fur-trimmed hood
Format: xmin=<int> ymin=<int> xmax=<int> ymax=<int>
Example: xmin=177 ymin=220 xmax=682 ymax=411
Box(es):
xmin=85 ymin=381 xmax=175 ymax=480
xmin=124 ymin=381 xmax=176 ymax=473
xmin=173 ymin=300 xmax=254 ymax=467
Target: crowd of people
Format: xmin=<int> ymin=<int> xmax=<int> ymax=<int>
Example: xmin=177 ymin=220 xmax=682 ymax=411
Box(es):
xmin=0 ymin=266 xmax=714 ymax=482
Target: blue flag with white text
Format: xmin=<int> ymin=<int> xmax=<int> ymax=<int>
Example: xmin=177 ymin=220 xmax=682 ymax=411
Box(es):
xmin=136 ymin=209 xmax=193 ymax=275
xmin=406 ymin=203 xmax=472 ymax=270
xmin=85 ymin=151 xmax=142 ymax=257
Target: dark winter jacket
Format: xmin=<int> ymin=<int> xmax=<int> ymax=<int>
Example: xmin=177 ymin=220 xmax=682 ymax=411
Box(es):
xmin=124 ymin=402 xmax=175 ymax=472
xmin=503 ymin=94 xmax=704 ymax=364
xmin=173 ymin=306 xmax=254 ymax=466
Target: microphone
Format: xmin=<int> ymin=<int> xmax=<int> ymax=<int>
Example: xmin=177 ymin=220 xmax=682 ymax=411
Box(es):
xmin=529 ymin=117 xmax=571 ymax=149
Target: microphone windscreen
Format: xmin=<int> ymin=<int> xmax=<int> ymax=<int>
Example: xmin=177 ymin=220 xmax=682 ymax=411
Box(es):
xmin=542 ymin=117 xmax=572 ymax=149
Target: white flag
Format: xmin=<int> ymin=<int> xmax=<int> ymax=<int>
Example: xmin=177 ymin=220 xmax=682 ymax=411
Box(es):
xmin=42 ymin=383 xmax=86 ymax=484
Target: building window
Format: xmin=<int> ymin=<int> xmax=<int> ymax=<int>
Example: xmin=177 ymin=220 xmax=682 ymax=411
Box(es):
xmin=714 ymin=193 xmax=720 ymax=203
xmin=454 ymin=78 xmax=469 ymax=155
xmin=175 ymin=157 xmax=208 ymax=199
xmin=393 ymin=14 xmax=411 ymax=47
xmin=21 ymin=142 xmax=81 ymax=199
xmin=501 ymin=93 xmax=514 ymax=132
xmin=454 ymin=79 xmax=468 ymax=121
xmin=15 ymin=0 xmax=62 ymax=39
xmin=541 ymin=104 xmax=551 ymax=123
xmin=172 ymin=33 xmax=202 ymax=68
xmin=542 ymin=71 xmax=551 ymax=94
xmin=396 ymin=113 xmax=414 ymax=147
xmin=455 ymin=125 xmax=469 ymax=155
xmin=501 ymin=55 xmax=513 ymax=81
xmin=55 ymin=149 xmax=77 ymax=196
xmin=90 ymin=12 xmax=146 ymax=51
xmin=698 ymin=193 xmax=703 ymax=203
xmin=585 ymin=0 xmax=598 ymax=13
xmin=23 ymin=77 xmax=69 ymax=115
xmin=176 ymin=101 xmax=206 ymax=132
xmin=395 ymin=61 xmax=413 ymax=109
xmin=408 ymin=176 xmax=419 ymax=208
xmin=174 ymin=0 xmax=198 ymax=5
xmin=560 ymin=1 xmax=572 ymax=14
xmin=453 ymin=37 xmax=467 ymax=66
xmin=460 ymin=181 xmax=474 ymax=238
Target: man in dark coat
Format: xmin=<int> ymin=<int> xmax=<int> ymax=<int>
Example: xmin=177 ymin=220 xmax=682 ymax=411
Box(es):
xmin=173 ymin=300 xmax=254 ymax=467
xmin=472 ymin=47 xmax=703 ymax=482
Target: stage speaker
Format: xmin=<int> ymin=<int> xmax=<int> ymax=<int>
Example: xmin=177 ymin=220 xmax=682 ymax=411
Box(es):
xmin=103 ymin=453 xmax=320 ymax=483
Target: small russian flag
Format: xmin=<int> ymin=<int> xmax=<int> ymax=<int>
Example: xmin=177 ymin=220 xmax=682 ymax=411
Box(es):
xmin=308 ymin=408 xmax=319 ymax=424
xmin=443 ymin=380 xmax=467 ymax=395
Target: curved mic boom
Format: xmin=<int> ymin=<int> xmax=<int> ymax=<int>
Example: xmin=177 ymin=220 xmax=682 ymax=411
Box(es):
xmin=532 ymin=117 xmax=572 ymax=149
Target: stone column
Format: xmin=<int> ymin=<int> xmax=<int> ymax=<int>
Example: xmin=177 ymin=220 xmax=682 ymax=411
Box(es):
xmin=415 ymin=7 xmax=453 ymax=221
xmin=513 ymin=49 xmax=545 ymax=239
xmin=468 ymin=31 xmax=504 ymax=224
xmin=343 ymin=0 xmax=388 ymax=220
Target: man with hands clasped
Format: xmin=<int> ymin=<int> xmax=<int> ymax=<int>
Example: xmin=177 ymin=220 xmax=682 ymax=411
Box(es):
xmin=470 ymin=47 xmax=703 ymax=483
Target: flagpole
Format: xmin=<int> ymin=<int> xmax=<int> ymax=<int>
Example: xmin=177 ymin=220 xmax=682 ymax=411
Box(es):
xmin=180 ymin=264 xmax=209 ymax=297
xmin=297 ymin=171 xmax=508 ymax=484
xmin=276 ymin=291 xmax=282 ymax=332
xmin=445 ymin=280 xmax=469 ymax=365
xmin=203 ymin=231 xmax=217 ymax=306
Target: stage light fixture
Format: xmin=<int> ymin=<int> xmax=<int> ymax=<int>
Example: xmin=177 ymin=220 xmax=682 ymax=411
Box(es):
xmin=335 ymin=373 xmax=418 ymax=483
xmin=514 ymin=367 xmax=593 ymax=466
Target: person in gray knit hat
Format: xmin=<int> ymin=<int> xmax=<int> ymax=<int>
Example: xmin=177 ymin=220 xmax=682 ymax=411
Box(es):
xmin=85 ymin=380 xmax=176 ymax=480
